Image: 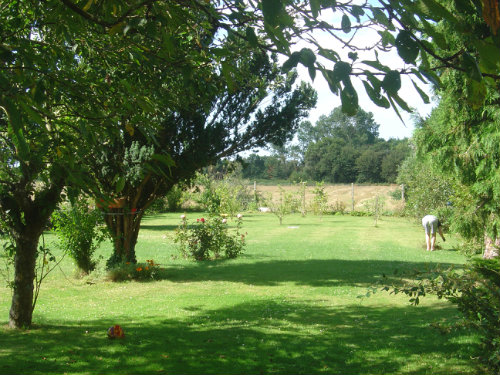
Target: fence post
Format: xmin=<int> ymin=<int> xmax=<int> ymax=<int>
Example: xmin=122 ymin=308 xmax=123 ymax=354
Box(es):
xmin=351 ymin=183 xmax=355 ymax=212
xmin=254 ymin=181 xmax=257 ymax=205
xmin=401 ymin=184 xmax=405 ymax=201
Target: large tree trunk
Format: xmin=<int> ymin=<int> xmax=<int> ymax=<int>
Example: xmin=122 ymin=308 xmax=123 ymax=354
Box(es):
xmin=5 ymin=179 xmax=64 ymax=329
xmin=104 ymin=208 xmax=143 ymax=265
xmin=8 ymin=232 xmax=39 ymax=328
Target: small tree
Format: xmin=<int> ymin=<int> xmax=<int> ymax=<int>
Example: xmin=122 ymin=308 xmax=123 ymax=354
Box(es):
xmin=311 ymin=182 xmax=329 ymax=219
xmin=362 ymin=195 xmax=385 ymax=227
xmin=297 ymin=181 xmax=307 ymax=217
xmin=266 ymin=186 xmax=299 ymax=225
xmin=52 ymin=199 xmax=107 ymax=275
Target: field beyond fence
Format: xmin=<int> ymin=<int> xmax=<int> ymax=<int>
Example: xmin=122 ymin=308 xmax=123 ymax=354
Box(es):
xmin=253 ymin=183 xmax=402 ymax=212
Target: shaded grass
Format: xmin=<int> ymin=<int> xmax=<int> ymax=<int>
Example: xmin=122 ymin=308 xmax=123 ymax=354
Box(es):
xmin=0 ymin=213 xmax=479 ymax=374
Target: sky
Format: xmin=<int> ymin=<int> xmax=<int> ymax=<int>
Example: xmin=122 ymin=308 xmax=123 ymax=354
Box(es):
xmin=291 ymin=7 xmax=437 ymax=140
xmin=298 ymin=64 xmax=436 ymax=140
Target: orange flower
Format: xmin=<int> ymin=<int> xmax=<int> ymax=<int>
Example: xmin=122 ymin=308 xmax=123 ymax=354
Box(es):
xmin=136 ymin=267 xmax=143 ymax=272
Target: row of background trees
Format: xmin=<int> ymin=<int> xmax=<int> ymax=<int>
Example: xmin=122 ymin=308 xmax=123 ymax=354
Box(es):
xmin=240 ymin=107 xmax=411 ymax=183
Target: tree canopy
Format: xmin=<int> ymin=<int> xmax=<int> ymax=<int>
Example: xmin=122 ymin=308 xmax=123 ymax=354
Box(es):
xmin=1 ymin=0 xmax=499 ymax=330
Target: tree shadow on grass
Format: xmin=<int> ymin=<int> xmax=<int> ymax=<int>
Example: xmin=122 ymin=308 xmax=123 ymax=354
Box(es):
xmin=0 ymin=302 xmax=479 ymax=375
xmin=156 ymin=258 xmax=461 ymax=288
xmin=139 ymin=224 xmax=178 ymax=232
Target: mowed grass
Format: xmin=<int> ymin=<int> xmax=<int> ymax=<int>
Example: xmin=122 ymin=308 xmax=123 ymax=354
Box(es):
xmin=0 ymin=213 xmax=479 ymax=375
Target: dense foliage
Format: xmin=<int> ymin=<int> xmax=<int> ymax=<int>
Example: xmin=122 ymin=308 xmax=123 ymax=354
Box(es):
xmin=241 ymin=107 xmax=411 ymax=183
xmin=51 ymin=200 xmax=107 ymax=274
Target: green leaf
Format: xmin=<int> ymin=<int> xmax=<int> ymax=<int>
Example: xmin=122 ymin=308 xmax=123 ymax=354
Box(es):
xmin=419 ymin=0 xmax=458 ymax=25
xmin=378 ymin=30 xmax=395 ymax=47
xmin=33 ymin=79 xmax=46 ymax=105
xmin=340 ymin=81 xmax=358 ymax=116
xmin=382 ymin=70 xmax=401 ymax=95
xmin=2 ymin=97 xmax=30 ymax=159
xmin=371 ymin=8 xmax=394 ymax=30
xmin=310 ymin=0 xmax=321 ymax=18
xmin=318 ymin=48 xmax=340 ymax=62
xmin=19 ymin=101 xmax=44 ymax=125
xmin=421 ymin=19 xmax=449 ymax=50
xmin=387 ymin=95 xmax=405 ymax=124
xmin=82 ymin=0 xmax=93 ymax=11
xmin=282 ymin=51 xmax=301 ymax=72
xmin=308 ymin=66 xmax=316 ymax=81
xmin=321 ymin=68 xmax=341 ymax=93
xmin=365 ymin=71 xmax=382 ymax=91
xmin=348 ymin=52 xmax=358 ymax=61
xmin=299 ymin=48 xmax=316 ymax=68
xmin=419 ymin=68 xmax=441 ymax=88
xmin=115 ymin=176 xmax=126 ymax=194
xmin=262 ymin=0 xmax=282 ymax=26
xmin=108 ymin=22 xmax=125 ymax=35
xmin=351 ymin=5 xmax=365 ymax=21
xmin=474 ymin=38 xmax=500 ymax=73
xmin=0 ymin=72 xmax=8 ymax=90
xmin=410 ymin=68 xmax=428 ymax=84
xmin=461 ymin=52 xmax=482 ymax=82
xmin=245 ymin=27 xmax=259 ymax=47
xmin=466 ymin=79 xmax=487 ymax=109
xmin=395 ymin=30 xmax=419 ymax=64
xmin=390 ymin=92 xmax=412 ymax=112
xmin=332 ymin=61 xmax=351 ymax=82
xmin=221 ymin=61 xmax=235 ymax=91
xmin=341 ymin=14 xmax=351 ymax=33
xmin=151 ymin=153 xmax=175 ymax=168
xmin=362 ymin=81 xmax=390 ymax=108
xmin=361 ymin=60 xmax=391 ymax=73
xmin=411 ymin=79 xmax=430 ymax=104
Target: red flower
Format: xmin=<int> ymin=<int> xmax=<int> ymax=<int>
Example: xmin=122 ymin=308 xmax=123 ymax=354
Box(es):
xmin=200 ymin=218 xmax=205 ymax=223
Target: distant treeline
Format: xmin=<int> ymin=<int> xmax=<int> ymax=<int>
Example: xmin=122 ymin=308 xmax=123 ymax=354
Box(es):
xmin=239 ymin=107 xmax=411 ymax=184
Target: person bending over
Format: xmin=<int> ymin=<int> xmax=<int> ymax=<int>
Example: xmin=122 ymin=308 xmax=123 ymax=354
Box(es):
xmin=421 ymin=215 xmax=445 ymax=251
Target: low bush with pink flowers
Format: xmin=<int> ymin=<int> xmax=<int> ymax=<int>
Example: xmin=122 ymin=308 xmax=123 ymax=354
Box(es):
xmin=174 ymin=214 xmax=246 ymax=260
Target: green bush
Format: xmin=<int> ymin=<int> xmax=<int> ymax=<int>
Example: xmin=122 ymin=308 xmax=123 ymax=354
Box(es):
xmin=174 ymin=214 xmax=246 ymax=260
xmin=166 ymin=185 xmax=185 ymax=212
xmin=52 ymin=200 xmax=107 ymax=274
xmin=188 ymin=171 xmax=255 ymax=215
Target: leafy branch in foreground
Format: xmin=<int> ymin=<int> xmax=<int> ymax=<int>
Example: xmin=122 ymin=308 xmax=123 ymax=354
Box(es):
xmin=381 ymin=258 xmax=500 ymax=373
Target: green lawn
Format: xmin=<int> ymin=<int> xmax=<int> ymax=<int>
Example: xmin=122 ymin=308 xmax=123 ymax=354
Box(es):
xmin=0 ymin=213 xmax=479 ymax=374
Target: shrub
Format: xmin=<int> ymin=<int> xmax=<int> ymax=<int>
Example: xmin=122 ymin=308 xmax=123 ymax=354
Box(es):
xmin=107 ymin=259 xmax=161 ymax=282
xmin=166 ymin=184 xmax=185 ymax=212
xmin=145 ymin=197 xmax=169 ymax=214
xmin=52 ymin=199 xmax=107 ymax=274
xmin=174 ymin=214 xmax=246 ymax=260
